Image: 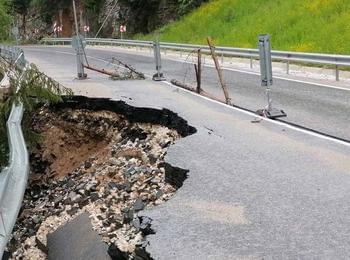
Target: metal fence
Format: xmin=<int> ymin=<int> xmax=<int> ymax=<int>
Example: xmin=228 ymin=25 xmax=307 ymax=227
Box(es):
xmin=42 ymin=37 xmax=350 ymax=81
xmin=0 ymin=46 xmax=29 ymax=258
xmin=0 ymin=45 xmax=26 ymax=69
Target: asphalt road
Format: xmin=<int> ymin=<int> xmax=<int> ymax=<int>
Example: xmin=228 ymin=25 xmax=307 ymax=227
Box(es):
xmin=21 ymin=45 xmax=350 ymax=259
xmin=22 ymin=45 xmax=350 ymax=141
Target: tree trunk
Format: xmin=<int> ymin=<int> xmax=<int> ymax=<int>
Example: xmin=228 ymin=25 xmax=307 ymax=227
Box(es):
xmin=22 ymin=14 xmax=26 ymax=38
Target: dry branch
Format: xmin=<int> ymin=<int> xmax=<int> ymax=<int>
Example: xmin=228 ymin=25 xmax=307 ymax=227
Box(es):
xmin=207 ymin=37 xmax=232 ymax=105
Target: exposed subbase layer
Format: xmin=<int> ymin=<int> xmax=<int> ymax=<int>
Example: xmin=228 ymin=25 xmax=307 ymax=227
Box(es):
xmin=7 ymin=96 xmax=196 ymax=259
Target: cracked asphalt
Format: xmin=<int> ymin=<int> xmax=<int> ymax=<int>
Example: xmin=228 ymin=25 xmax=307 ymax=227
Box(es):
xmin=22 ymin=45 xmax=350 ymax=141
xmin=22 ymin=45 xmax=350 ymax=259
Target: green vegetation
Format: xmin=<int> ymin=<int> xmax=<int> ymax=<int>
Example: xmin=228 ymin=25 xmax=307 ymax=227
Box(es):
xmin=0 ymin=58 xmax=73 ymax=168
xmin=177 ymin=0 xmax=208 ymax=15
xmin=138 ymin=0 xmax=350 ymax=54
xmin=0 ymin=0 xmax=11 ymax=41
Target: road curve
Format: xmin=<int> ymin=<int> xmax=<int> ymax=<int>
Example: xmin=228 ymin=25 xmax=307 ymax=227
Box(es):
xmin=22 ymin=45 xmax=350 ymax=259
xmin=22 ymin=45 xmax=350 ymax=141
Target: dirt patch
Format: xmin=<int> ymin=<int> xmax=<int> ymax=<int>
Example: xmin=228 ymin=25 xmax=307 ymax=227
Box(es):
xmin=8 ymin=98 xmax=195 ymax=259
xmin=30 ymin=109 xmax=125 ymax=178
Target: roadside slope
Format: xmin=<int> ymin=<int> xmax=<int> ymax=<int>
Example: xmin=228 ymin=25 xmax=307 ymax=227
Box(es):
xmin=139 ymin=0 xmax=350 ymax=54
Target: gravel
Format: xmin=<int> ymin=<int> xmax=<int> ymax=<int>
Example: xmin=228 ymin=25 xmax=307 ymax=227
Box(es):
xmin=7 ymin=106 xmax=185 ymax=259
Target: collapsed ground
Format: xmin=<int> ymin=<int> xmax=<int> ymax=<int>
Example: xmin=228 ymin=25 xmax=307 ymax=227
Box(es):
xmin=7 ymin=97 xmax=195 ymax=259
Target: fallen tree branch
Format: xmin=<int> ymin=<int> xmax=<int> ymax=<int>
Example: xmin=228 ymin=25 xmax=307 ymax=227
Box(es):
xmin=170 ymin=79 xmax=226 ymax=104
xmin=110 ymin=57 xmax=145 ymax=79
xmin=84 ymin=65 xmax=120 ymax=77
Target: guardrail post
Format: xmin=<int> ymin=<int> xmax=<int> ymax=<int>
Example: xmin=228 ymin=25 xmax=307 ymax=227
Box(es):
xmin=77 ymin=47 xmax=86 ymax=79
xmin=152 ymin=38 xmax=165 ymax=81
xmin=72 ymin=0 xmax=87 ymax=80
xmin=41 ymin=38 xmax=350 ymax=81
xmin=258 ymin=34 xmax=286 ymax=119
xmin=72 ymin=36 xmax=87 ymax=80
xmin=335 ymin=65 xmax=340 ymax=81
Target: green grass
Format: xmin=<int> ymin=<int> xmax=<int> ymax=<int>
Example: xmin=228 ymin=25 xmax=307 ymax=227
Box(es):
xmin=136 ymin=0 xmax=350 ymax=54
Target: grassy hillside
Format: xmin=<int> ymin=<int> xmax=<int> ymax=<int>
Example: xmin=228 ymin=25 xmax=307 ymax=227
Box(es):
xmin=137 ymin=0 xmax=350 ymax=54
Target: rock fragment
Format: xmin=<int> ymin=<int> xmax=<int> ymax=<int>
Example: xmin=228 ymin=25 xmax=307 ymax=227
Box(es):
xmin=9 ymin=106 xmax=185 ymax=259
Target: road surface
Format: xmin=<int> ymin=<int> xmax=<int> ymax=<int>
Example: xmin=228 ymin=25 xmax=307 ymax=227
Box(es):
xmin=22 ymin=45 xmax=350 ymax=259
xmin=23 ymin=45 xmax=350 ymax=141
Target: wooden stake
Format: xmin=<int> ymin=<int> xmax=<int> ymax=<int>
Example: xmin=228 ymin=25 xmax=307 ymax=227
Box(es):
xmin=194 ymin=64 xmax=199 ymax=92
xmin=207 ymin=37 xmax=232 ymax=105
xmin=195 ymin=49 xmax=202 ymax=93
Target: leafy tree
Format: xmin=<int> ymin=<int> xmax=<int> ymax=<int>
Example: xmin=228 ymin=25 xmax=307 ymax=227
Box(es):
xmin=82 ymin=0 xmax=101 ymax=12
xmin=11 ymin=0 xmax=32 ymax=35
xmin=0 ymin=0 xmax=11 ymax=41
xmin=82 ymin=0 xmax=104 ymax=33
xmin=118 ymin=0 xmax=163 ymax=33
xmin=30 ymin=0 xmax=71 ymax=24
xmin=178 ymin=0 xmax=207 ymax=15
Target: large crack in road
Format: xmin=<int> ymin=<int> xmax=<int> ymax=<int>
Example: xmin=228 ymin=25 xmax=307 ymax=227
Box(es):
xmin=25 ymin=46 xmax=350 ymax=141
xmin=7 ymin=96 xmax=196 ymax=259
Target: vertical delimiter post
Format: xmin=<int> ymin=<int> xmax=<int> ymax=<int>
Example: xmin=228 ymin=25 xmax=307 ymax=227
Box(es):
xmin=259 ymin=34 xmax=273 ymax=111
xmin=72 ymin=0 xmax=86 ymax=79
xmin=152 ymin=38 xmax=165 ymax=81
xmin=258 ymin=34 xmax=286 ymax=118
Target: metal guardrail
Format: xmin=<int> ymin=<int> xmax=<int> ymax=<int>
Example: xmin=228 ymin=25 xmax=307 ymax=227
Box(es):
xmin=0 ymin=46 xmax=29 ymax=258
xmin=42 ymin=37 xmax=350 ymax=81
xmin=0 ymin=45 xmax=26 ymax=69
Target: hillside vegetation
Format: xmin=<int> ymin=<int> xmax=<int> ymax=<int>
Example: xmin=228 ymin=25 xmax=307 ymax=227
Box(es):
xmin=0 ymin=0 xmax=11 ymax=41
xmin=0 ymin=0 xmax=208 ymax=40
xmin=138 ymin=0 xmax=350 ymax=54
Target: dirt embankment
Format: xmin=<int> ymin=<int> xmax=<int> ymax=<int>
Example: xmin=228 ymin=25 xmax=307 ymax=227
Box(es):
xmin=8 ymin=98 xmax=195 ymax=259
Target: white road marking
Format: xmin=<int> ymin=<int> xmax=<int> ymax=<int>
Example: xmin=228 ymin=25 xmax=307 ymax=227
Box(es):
xmin=23 ymin=47 xmax=350 ymax=147
xmin=161 ymin=80 xmax=350 ymax=147
xmin=23 ymin=48 xmax=127 ymax=71
xmin=26 ymin=46 xmax=350 ymax=91
xmin=162 ymin=57 xmax=350 ymax=92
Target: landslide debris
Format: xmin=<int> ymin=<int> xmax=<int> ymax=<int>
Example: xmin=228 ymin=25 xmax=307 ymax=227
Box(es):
xmin=7 ymin=98 xmax=195 ymax=259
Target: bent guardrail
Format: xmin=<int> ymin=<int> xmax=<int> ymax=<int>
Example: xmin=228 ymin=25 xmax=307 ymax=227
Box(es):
xmin=42 ymin=37 xmax=350 ymax=81
xmin=0 ymin=46 xmax=29 ymax=258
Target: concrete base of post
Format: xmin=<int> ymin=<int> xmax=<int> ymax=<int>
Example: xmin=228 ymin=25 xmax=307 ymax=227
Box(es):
xmin=152 ymin=72 xmax=166 ymax=81
xmin=256 ymin=108 xmax=287 ymax=119
xmin=77 ymin=73 xmax=87 ymax=80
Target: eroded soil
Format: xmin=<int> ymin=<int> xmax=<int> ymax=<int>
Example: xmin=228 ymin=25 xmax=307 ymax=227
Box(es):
xmin=8 ymin=100 xmax=194 ymax=259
